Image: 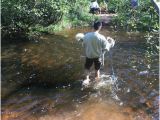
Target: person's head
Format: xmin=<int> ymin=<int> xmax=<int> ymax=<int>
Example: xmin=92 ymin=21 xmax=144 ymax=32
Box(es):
xmin=94 ymin=21 xmax=102 ymax=31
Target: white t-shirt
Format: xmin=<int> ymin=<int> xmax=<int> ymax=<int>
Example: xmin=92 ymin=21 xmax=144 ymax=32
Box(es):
xmin=90 ymin=1 xmax=100 ymax=9
xmin=83 ymin=32 xmax=110 ymax=58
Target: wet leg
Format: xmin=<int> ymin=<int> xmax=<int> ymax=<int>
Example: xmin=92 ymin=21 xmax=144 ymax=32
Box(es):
xmin=95 ymin=70 xmax=100 ymax=81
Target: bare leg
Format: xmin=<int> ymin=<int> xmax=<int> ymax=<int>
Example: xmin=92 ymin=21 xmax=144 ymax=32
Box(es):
xmin=95 ymin=70 xmax=100 ymax=80
xmin=85 ymin=69 xmax=90 ymax=80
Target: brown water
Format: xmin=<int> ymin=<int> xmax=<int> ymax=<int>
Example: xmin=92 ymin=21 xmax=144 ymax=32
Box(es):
xmin=1 ymin=27 xmax=159 ymax=120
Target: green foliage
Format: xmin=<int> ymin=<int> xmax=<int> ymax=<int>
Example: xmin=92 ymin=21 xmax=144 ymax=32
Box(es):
xmin=107 ymin=0 xmax=121 ymax=13
xmin=2 ymin=0 xmax=98 ymax=41
xmin=144 ymin=32 xmax=159 ymax=55
xmin=65 ymin=0 xmax=97 ymax=26
xmin=110 ymin=0 xmax=159 ymax=32
xmin=2 ymin=0 xmax=63 ymax=41
xmin=2 ymin=0 xmax=63 ymax=27
xmin=144 ymin=32 xmax=159 ymax=66
xmin=35 ymin=0 xmax=98 ymax=32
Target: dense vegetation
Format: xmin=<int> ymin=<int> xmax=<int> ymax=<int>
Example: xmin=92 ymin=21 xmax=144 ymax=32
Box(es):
xmin=2 ymin=0 xmax=159 ymax=48
xmin=107 ymin=0 xmax=159 ymax=57
xmin=108 ymin=0 xmax=159 ymax=31
xmin=2 ymin=0 xmax=62 ymax=41
xmin=2 ymin=0 xmax=96 ymax=42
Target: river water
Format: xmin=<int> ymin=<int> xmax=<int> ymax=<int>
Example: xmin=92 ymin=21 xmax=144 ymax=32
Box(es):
xmin=1 ymin=27 xmax=159 ymax=120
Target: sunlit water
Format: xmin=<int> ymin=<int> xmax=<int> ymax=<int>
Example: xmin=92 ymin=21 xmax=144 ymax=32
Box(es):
xmin=1 ymin=27 xmax=159 ymax=120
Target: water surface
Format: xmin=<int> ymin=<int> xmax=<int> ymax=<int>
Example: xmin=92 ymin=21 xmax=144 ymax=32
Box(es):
xmin=1 ymin=27 xmax=159 ymax=120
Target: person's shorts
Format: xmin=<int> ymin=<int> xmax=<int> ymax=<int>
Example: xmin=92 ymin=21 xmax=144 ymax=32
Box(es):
xmin=85 ymin=57 xmax=101 ymax=70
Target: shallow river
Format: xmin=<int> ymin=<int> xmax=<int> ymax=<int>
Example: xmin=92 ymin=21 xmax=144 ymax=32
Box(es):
xmin=1 ymin=27 xmax=159 ymax=120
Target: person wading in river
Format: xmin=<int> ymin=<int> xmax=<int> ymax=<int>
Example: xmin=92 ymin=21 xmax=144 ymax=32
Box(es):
xmin=82 ymin=21 xmax=114 ymax=81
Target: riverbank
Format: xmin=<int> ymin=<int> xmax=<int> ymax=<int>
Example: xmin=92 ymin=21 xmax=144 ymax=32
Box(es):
xmin=34 ymin=13 xmax=117 ymax=34
xmin=98 ymin=13 xmax=117 ymax=25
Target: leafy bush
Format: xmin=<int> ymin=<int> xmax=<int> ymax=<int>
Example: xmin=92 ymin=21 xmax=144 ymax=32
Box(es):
xmin=144 ymin=32 xmax=159 ymax=55
xmin=143 ymin=32 xmax=159 ymax=68
xmin=2 ymin=0 xmax=98 ymax=41
xmin=107 ymin=0 xmax=121 ymax=13
xmin=110 ymin=0 xmax=159 ymax=32
xmin=66 ymin=0 xmax=97 ymax=26
xmin=2 ymin=0 xmax=63 ymax=41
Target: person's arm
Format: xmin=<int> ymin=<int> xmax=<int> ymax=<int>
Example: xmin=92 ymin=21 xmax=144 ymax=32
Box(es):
xmin=100 ymin=37 xmax=109 ymax=66
xmin=102 ymin=38 xmax=110 ymax=52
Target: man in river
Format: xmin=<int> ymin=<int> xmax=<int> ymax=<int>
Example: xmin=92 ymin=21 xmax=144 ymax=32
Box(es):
xmin=81 ymin=21 xmax=114 ymax=81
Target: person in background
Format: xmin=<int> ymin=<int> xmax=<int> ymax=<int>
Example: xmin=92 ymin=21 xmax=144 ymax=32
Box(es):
xmin=131 ymin=0 xmax=138 ymax=9
xmin=82 ymin=21 xmax=114 ymax=81
xmin=89 ymin=0 xmax=101 ymax=14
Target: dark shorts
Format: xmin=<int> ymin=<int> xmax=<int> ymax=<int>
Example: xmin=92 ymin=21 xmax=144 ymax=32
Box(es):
xmin=85 ymin=57 xmax=101 ymax=70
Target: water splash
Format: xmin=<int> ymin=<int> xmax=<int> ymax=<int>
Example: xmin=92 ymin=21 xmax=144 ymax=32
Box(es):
xmin=81 ymin=73 xmax=118 ymax=89
xmin=82 ymin=78 xmax=90 ymax=87
xmin=94 ymin=74 xmax=116 ymax=90
xmin=81 ymin=73 xmax=120 ymax=102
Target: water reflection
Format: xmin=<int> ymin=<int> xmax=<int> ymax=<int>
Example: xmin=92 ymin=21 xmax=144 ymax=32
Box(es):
xmin=1 ymin=27 xmax=159 ymax=120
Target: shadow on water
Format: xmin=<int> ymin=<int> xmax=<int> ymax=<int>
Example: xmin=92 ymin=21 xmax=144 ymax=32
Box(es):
xmin=1 ymin=27 xmax=159 ymax=120
xmin=1 ymin=33 xmax=84 ymax=98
